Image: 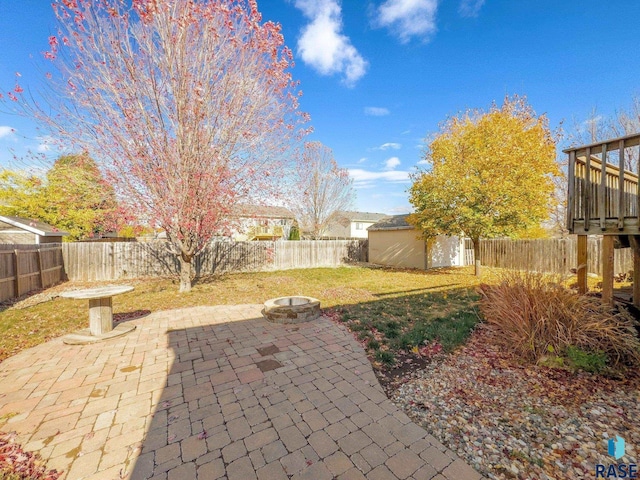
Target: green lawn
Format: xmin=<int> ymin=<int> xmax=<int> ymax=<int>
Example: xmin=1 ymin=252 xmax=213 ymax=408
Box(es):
xmin=0 ymin=265 xmax=493 ymax=363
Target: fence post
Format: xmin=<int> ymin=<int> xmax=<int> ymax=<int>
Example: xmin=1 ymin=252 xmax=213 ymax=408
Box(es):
xmin=37 ymin=248 xmax=45 ymax=288
xmin=13 ymin=249 xmax=20 ymax=297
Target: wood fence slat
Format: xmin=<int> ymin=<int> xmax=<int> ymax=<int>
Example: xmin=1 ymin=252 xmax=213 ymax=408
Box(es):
xmin=477 ymin=237 xmax=634 ymax=276
xmin=14 ymin=250 xmax=20 ymax=297
xmin=55 ymin=240 xmax=367 ymax=282
xmin=0 ymin=244 xmax=64 ymax=302
xmin=7 ymin=237 xmax=637 ymax=303
xmin=37 ymin=249 xmax=44 ymax=288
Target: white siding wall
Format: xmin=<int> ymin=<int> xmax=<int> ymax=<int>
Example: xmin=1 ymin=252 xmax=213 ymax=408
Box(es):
xmin=427 ymin=236 xmax=464 ymax=268
xmin=350 ymin=222 xmax=375 ymax=238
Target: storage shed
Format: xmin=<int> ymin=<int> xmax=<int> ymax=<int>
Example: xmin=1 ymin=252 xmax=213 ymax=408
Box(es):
xmin=367 ymin=214 xmax=465 ymax=269
xmin=0 ymin=216 xmax=69 ymax=244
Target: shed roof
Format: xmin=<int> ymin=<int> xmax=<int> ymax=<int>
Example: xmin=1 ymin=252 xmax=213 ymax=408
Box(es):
xmin=0 ymin=215 xmax=69 ymax=237
xmin=367 ymin=214 xmax=415 ymax=231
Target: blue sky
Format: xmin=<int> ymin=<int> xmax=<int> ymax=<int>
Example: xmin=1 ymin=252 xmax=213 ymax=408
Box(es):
xmin=1 ymin=1 xmax=640 ymax=214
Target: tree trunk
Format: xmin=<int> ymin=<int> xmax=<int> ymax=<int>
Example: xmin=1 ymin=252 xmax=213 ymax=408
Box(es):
xmin=179 ymin=253 xmax=193 ymax=293
xmin=473 ymin=238 xmax=481 ymax=277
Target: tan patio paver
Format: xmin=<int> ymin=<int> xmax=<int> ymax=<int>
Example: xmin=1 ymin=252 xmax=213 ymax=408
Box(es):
xmin=0 ymin=304 xmax=485 ymax=479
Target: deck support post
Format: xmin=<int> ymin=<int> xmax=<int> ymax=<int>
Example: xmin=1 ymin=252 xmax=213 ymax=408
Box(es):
xmin=601 ymin=236 xmax=615 ymax=304
xmin=577 ymin=235 xmax=588 ymax=294
xmin=630 ymin=236 xmax=640 ymax=308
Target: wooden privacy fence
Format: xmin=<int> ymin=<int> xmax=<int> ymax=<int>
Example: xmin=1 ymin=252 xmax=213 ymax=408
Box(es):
xmin=62 ymin=240 xmax=368 ymax=282
xmin=0 ymin=244 xmax=65 ymax=302
xmin=479 ymin=237 xmax=633 ymax=276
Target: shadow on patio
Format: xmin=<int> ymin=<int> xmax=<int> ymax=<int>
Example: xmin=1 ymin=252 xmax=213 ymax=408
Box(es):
xmin=125 ymin=301 xmax=482 ymax=480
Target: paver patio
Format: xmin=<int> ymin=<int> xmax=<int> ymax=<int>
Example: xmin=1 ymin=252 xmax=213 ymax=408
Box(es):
xmin=0 ymin=304 xmax=485 ymax=479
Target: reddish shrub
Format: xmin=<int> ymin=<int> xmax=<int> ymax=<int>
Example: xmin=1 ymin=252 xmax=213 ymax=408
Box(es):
xmin=478 ymin=271 xmax=640 ymax=368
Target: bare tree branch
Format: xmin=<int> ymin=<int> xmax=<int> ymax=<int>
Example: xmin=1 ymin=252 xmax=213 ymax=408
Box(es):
xmin=288 ymin=142 xmax=354 ymax=239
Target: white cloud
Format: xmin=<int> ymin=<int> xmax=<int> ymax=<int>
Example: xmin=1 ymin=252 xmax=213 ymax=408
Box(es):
xmin=582 ymin=115 xmax=603 ymax=129
xmin=384 ymin=157 xmax=401 ymax=170
xmin=36 ymin=135 xmax=55 ymax=152
xmin=376 ymin=142 xmax=401 ymax=150
xmin=376 ymin=0 xmax=439 ymax=43
xmin=458 ymin=0 xmax=485 ymax=17
xmin=364 ymin=107 xmax=390 ymax=116
xmin=348 ymin=168 xmax=410 ymax=189
xmin=0 ymin=126 xmax=15 ymax=140
xmin=294 ymin=0 xmax=368 ymax=86
xmin=387 ymin=205 xmax=412 ymax=214
xmin=417 ymin=158 xmax=429 ymax=165
xmin=358 ymin=157 xmax=367 ymax=163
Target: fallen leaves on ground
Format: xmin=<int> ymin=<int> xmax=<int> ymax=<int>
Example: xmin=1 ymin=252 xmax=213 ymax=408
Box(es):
xmin=0 ymin=432 xmax=62 ymax=480
xmin=392 ymin=327 xmax=640 ymax=480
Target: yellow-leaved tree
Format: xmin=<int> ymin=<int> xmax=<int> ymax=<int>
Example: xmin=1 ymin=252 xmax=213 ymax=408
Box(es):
xmin=408 ymin=96 xmax=560 ymax=276
xmin=0 ymin=154 xmax=121 ymax=240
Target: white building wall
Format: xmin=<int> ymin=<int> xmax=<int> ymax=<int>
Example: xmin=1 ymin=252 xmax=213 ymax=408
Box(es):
xmin=350 ymin=222 xmax=375 ymax=239
xmin=427 ymin=235 xmax=464 ymax=268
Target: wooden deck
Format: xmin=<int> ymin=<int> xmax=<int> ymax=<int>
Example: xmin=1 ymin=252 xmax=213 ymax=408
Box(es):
xmin=565 ymin=132 xmax=640 ymax=235
xmin=247 ymin=225 xmax=284 ymax=241
xmin=565 ymin=133 xmax=640 ymax=306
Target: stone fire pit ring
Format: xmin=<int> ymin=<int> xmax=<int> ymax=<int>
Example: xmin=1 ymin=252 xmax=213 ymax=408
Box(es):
xmin=263 ymin=296 xmax=321 ymax=324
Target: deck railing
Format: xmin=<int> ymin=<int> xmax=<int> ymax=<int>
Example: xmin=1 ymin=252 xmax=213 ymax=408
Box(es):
xmin=565 ymin=133 xmax=640 ymax=234
xmin=247 ymin=225 xmax=284 ymax=240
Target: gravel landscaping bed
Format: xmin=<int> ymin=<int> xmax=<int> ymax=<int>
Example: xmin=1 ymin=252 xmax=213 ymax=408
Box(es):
xmin=388 ymin=327 xmax=640 ymax=480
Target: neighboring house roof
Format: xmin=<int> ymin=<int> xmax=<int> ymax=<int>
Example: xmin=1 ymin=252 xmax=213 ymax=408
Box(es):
xmin=367 ymin=214 xmax=414 ymax=231
xmin=337 ymin=211 xmax=388 ymax=223
xmin=0 ymin=215 xmax=70 ymax=236
xmin=234 ymin=205 xmax=295 ymax=219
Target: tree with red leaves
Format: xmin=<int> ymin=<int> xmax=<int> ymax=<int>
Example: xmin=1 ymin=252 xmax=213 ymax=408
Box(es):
xmin=3 ymin=0 xmax=309 ymax=291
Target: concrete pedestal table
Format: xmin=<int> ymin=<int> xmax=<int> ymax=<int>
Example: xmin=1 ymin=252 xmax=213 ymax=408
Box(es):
xmin=61 ymin=285 xmax=136 ymax=344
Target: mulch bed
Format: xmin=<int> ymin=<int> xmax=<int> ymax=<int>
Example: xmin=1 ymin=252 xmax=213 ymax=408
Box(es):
xmin=373 ymin=352 xmax=434 ymax=395
xmin=381 ymin=327 xmax=640 ymax=479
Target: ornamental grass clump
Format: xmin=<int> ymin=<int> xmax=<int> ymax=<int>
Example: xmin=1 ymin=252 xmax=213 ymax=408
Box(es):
xmin=478 ymin=271 xmax=640 ymax=369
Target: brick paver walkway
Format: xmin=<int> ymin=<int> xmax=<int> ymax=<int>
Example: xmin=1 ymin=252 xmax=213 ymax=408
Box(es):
xmin=0 ymin=305 xmax=484 ymax=480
